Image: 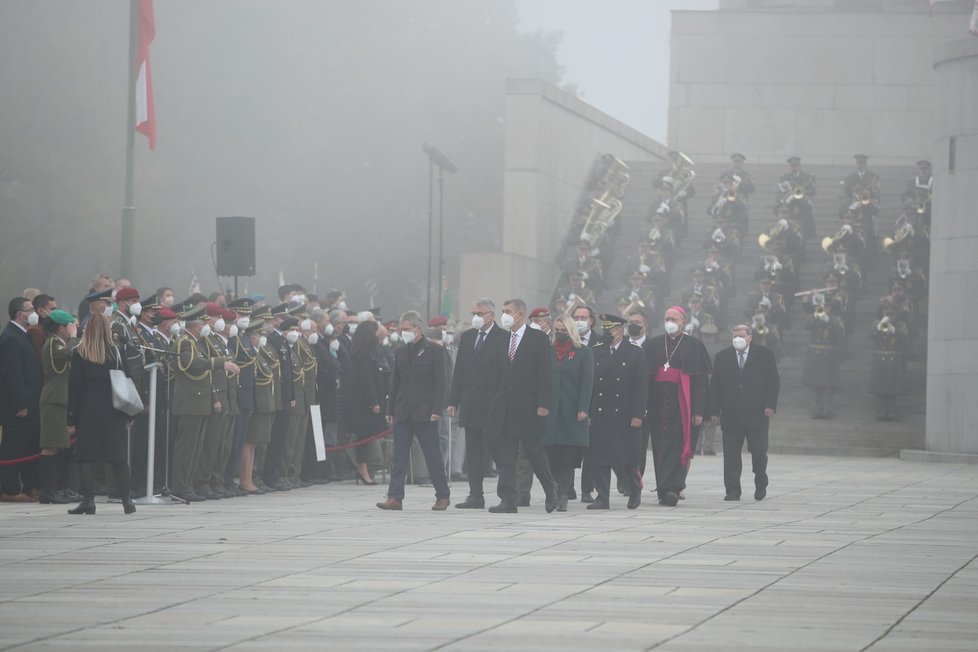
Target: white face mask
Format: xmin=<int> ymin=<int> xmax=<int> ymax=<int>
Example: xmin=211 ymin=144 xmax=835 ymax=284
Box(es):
xmin=170 ymin=323 xmax=182 ymax=337
xmin=443 ymin=331 xmax=454 ymax=345
xmin=389 ymin=330 xmax=400 ymax=342
xmin=307 ymin=332 xmax=319 ymax=346
xmin=258 ymin=335 xmax=268 ymax=348
xmin=228 ymin=325 xmax=239 ymax=338
xmin=286 ymin=330 xmax=300 ymax=344
xmin=200 ymin=324 xmax=213 ymax=338
xmin=27 ymin=311 xmax=39 ymax=327
xmin=470 ymin=315 xmax=485 ymax=330
xmin=732 ymin=336 xmax=748 ymax=351
xmin=236 ymin=317 xmax=250 ymax=330
xmin=529 ymin=322 xmax=542 ymax=331
xmin=129 ymin=302 xmax=142 ymax=316
xmin=382 ymin=337 xmax=390 ymax=346
xmin=214 ymin=318 xmax=226 ymax=333
xmin=500 ymin=313 xmax=515 ymax=330
xmin=348 ymin=323 xmax=358 ymax=334
xmin=103 ymin=305 xmax=114 ymax=318
xmin=323 ymin=323 xmax=334 ymax=336
xmin=664 ymin=321 xmax=680 ymax=335
xmin=400 ymin=330 xmax=417 ymax=345
xmin=329 ymin=338 xmax=340 ymax=352
xmin=300 ymin=318 xmax=312 ymax=332
xmin=337 ymin=301 xmax=348 ymax=311
xmin=574 ymin=320 xmax=589 ymax=335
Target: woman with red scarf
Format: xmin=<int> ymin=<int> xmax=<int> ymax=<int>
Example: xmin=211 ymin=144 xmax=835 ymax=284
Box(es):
xmin=543 ymin=314 xmax=593 ymax=512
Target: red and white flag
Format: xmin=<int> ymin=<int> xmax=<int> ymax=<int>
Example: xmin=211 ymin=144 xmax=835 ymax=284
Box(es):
xmin=135 ymin=0 xmax=156 ymax=149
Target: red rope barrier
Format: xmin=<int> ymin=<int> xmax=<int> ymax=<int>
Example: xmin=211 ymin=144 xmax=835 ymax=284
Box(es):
xmin=0 ymin=438 xmax=78 ymax=466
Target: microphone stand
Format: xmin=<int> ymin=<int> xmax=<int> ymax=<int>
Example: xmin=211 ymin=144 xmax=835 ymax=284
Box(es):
xmin=134 ymin=346 xmax=188 ymax=505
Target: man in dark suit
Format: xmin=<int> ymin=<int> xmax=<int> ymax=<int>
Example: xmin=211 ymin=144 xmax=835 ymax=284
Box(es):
xmin=447 ymin=298 xmax=507 ymax=509
xmin=485 ymin=298 xmax=558 ymax=514
xmin=0 ymin=297 xmax=45 ymax=501
xmin=377 ymin=310 xmax=450 ymax=511
xmin=707 ymin=324 xmax=780 ymax=502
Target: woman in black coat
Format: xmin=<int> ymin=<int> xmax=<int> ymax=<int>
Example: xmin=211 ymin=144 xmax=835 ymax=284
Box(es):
xmin=66 ymin=310 xmax=136 ymax=515
xmin=345 ymin=320 xmax=387 ymax=485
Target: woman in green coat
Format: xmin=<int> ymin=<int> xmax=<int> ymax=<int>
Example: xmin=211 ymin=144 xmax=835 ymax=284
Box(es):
xmin=543 ymin=314 xmax=594 ymax=511
xmin=38 ymin=310 xmax=79 ymax=504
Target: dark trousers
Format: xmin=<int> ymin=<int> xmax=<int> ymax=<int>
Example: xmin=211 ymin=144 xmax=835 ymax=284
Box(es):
xmin=722 ymin=428 xmax=768 ymax=498
xmin=593 ymin=464 xmax=637 ymax=504
xmin=494 ymin=433 xmax=555 ymax=506
xmin=463 ymin=426 xmax=491 ymax=498
xmin=0 ymin=422 xmax=39 ymax=495
xmin=581 ymin=454 xmax=594 ymax=494
xmin=130 ymin=413 xmax=149 ymax=487
xmin=263 ymin=409 xmax=290 ymax=483
xmin=545 ymin=444 xmax=582 ymax=499
xmin=387 ymin=421 xmax=449 ymax=501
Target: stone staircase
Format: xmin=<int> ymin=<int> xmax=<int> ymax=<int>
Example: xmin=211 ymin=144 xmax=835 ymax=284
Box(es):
xmin=596 ymin=160 xmax=926 ymax=456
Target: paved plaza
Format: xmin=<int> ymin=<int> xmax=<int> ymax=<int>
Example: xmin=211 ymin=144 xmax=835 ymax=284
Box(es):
xmin=1 ymin=454 xmax=977 ymax=651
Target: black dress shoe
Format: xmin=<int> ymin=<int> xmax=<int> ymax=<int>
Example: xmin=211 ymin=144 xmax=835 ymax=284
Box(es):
xmin=724 ymin=494 xmax=741 ymax=501
xmin=122 ymin=499 xmax=136 ymax=514
xmin=661 ymin=491 xmax=679 ymax=507
xmin=627 ymin=488 xmax=642 ymax=509
xmin=545 ymin=495 xmax=558 ymax=513
xmin=455 ymin=496 xmax=485 ymax=509
xmin=67 ymin=501 xmax=96 ymax=515
xmin=556 ymin=497 xmax=568 ymax=512
xmin=754 ymin=487 xmax=767 ymax=501
xmin=488 ymin=502 xmax=517 ymax=513
xmin=271 ymin=479 xmax=292 ymax=492
xmin=586 ymin=499 xmax=610 ymax=510
xmin=580 ymin=491 xmax=595 ymax=504
xmin=568 ymin=488 xmax=577 ymax=500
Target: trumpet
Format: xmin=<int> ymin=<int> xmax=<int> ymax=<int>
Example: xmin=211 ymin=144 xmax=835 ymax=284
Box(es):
xmin=814 ymin=305 xmax=826 ymax=317
xmin=563 ymin=293 xmax=586 ymax=316
xmin=621 ymin=297 xmax=646 ymax=317
xmin=877 ymin=316 xmax=895 ymax=334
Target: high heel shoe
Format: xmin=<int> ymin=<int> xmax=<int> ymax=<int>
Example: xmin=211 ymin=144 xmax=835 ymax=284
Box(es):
xmin=122 ymin=499 xmax=136 ymax=514
xmin=67 ymin=501 xmax=96 ymax=515
xmin=356 ymin=470 xmax=378 ymax=486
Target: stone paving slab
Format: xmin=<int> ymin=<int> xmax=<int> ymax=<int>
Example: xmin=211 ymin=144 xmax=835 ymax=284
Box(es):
xmin=1 ymin=455 xmax=977 ymax=651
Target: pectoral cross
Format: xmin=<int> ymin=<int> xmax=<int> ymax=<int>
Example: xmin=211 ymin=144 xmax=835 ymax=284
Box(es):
xmin=663 ymin=361 xmax=670 ymax=371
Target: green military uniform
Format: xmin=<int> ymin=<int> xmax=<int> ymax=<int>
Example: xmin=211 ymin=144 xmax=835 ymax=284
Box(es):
xmin=252 ymin=333 xmax=282 ymax=488
xmin=280 ymin=339 xmax=306 ymax=484
xmin=171 ymin=308 xmax=222 ymax=500
xmin=869 ymin=312 xmax=908 ymax=421
xmin=802 ymin=309 xmax=846 ymax=419
xmin=196 ymin=330 xmax=234 ymax=497
xmin=39 ymin=335 xmax=77 ymax=450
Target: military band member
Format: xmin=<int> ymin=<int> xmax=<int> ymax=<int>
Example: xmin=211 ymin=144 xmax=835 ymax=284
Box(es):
xmin=620 ymin=271 xmax=655 ymax=317
xmin=802 ymin=296 xmax=845 ymax=419
xmin=746 ymin=277 xmax=787 ymax=331
xmin=841 ymin=153 xmax=881 ymax=206
xmin=778 ymin=156 xmax=817 ymax=239
xmin=826 ymin=251 xmax=863 ymax=296
xmin=869 ymin=301 xmax=908 ymax=422
xmin=679 ymin=268 xmax=719 ymax=318
xmin=684 ymin=294 xmax=718 ymax=341
xmin=586 ymin=314 xmax=648 ymax=510
xmin=722 ymin=152 xmax=755 ymax=198
xmin=750 ymin=310 xmax=781 ymax=360
xmin=710 ymin=173 xmax=749 ymax=238
xmin=565 ymin=271 xmax=597 ymax=312
xmin=756 ymin=252 xmax=798 ymax=305
xmin=566 ymin=240 xmax=605 ymax=290
xmin=900 ymin=159 xmax=932 ymax=226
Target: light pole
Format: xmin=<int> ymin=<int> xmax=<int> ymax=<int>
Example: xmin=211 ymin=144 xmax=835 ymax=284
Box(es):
xmin=423 ymin=142 xmax=458 ymax=319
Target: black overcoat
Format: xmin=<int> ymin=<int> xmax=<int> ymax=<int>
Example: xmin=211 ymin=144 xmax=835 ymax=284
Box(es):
xmin=707 ymin=345 xmax=780 ymax=435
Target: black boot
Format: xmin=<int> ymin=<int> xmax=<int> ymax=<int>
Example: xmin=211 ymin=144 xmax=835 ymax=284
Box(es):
xmin=58 ymin=449 xmax=79 ymax=500
xmin=113 ymin=462 xmax=136 ymax=514
xmin=68 ymin=461 xmax=96 ymax=515
xmin=38 ymin=456 xmax=71 ymax=504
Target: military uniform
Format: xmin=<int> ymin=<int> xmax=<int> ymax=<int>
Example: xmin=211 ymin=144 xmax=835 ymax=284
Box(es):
xmin=777 ymin=158 xmax=817 ymax=239
xmin=284 ymin=333 xmax=317 ymax=485
xmin=195 ymin=317 xmax=234 ymax=499
xmin=746 ymin=289 xmax=787 ymax=331
xmin=263 ymin=306 xmax=297 ymax=490
xmin=868 ymin=317 xmax=908 ymax=421
xmin=802 ymin=310 xmax=846 ymax=419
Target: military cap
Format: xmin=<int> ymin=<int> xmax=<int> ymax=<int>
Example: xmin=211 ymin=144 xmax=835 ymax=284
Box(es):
xmin=159 ymin=307 xmax=179 ymax=320
xmin=916 ymin=159 xmax=931 ymax=168
xmin=116 ymin=287 xmax=140 ymax=302
xmin=228 ymin=298 xmax=255 ymax=314
xmin=528 ymin=307 xmax=550 ymax=320
xmin=244 ymin=319 xmax=266 ymax=334
xmin=179 ymin=305 xmax=209 ymax=323
xmin=280 ymin=317 xmax=300 ymax=330
xmin=246 ymin=293 xmax=266 ymax=303
xmin=252 ymin=305 xmax=273 ymax=320
xmin=205 ymin=302 xmax=225 ymax=318
xmin=824 ymin=270 xmax=841 ymax=281
xmin=731 ymin=152 xmax=746 ymax=162
xmin=220 ymin=308 xmax=236 ymax=322
xmin=787 ymin=156 xmax=801 ymax=164
xmin=689 ymin=294 xmax=703 ymax=303
xmin=854 ymin=153 xmax=869 ymax=161
xmin=48 ymin=309 xmax=77 ymax=326
xmin=141 ymin=295 xmax=161 ymax=311
xmin=289 ymin=303 xmax=309 ymax=318
xmin=428 ymin=315 xmax=448 ymax=327
xmin=324 ymin=290 xmax=343 ymax=304
xmin=271 ymin=303 xmax=290 ymax=317
xmin=84 ymin=288 xmax=113 ymax=303
xmin=599 ymin=313 xmax=627 ymax=331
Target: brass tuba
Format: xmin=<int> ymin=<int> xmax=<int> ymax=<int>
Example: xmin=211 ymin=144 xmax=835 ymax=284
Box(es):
xmin=821 ymin=226 xmax=849 ymax=254
xmin=758 ymin=219 xmax=787 ymax=250
xmin=669 ymin=152 xmax=696 ymax=200
xmin=883 ymin=220 xmax=915 ymax=251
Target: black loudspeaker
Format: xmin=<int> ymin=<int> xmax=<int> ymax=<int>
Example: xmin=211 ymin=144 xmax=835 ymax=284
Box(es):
xmin=216 ymin=216 xmax=256 ymax=276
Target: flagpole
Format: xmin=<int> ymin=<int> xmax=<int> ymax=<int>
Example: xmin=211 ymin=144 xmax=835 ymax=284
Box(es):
xmin=121 ymin=0 xmax=139 ymax=279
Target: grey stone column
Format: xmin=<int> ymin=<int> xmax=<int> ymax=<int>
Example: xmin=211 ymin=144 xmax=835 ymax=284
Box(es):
xmin=921 ymin=39 xmax=978 ymax=460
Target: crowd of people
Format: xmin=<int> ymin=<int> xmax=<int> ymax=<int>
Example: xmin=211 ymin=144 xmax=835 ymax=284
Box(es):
xmin=0 ymin=275 xmax=783 ymax=511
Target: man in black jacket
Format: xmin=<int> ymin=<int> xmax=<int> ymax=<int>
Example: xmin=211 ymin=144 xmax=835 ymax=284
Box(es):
xmin=707 ymin=325 xmax=780 ymax=501
xmin=447 ymin=298 xmax=507 ymax=509
xmin=0 ymin=297 xmax=44 ymax=501
xmin=377 ymin=310 xmax=450 ymax=511
xmin=485 ymin=298 xmax=558 ymax=514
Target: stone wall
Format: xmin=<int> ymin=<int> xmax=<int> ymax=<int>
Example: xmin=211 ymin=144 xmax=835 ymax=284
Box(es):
xmin=458 ymin=79 xmax=667 ymax=316
xmin=669 ymin=9 xmax=966 ymax=165
xmin=925 ymin=38 xmax=978 ymax=456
